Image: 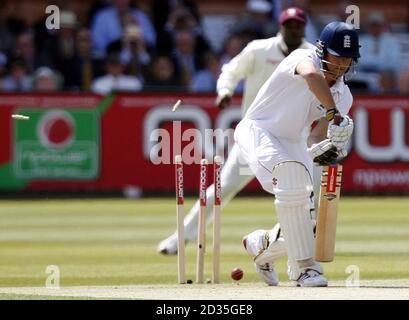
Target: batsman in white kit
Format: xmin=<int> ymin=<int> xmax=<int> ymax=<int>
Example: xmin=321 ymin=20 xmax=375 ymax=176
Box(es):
xmin=158 ymin=7 xmax=314 ymax=254
xmin=236 ymin=21 xmax=359 ymax=287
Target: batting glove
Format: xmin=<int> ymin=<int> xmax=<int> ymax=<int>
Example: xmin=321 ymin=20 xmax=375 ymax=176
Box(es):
xmin=337 ymin=147 xmax=348 ymax=159
xmin=327 ymin=115 xmax=354 ymax=149
xmin=308 ymin=139 xmax=339 ymax=165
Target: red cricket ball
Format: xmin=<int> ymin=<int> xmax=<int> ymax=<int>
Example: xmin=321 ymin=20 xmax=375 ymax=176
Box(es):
xmin=231 ymin=267 xmax=244 ymax=281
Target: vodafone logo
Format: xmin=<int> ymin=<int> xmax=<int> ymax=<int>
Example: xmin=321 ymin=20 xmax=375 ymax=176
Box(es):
xmin=214 ymin=163 xmax=222 ymax=205
xmin=38 ymin=110 xmax=75 ymax=149
xmin=199 ymin=164 xmax=207 ymax=204
xmin=176 ymin=166 xmax=184 ymax=203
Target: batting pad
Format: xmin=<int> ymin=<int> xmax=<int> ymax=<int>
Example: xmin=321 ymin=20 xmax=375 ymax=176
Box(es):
xmin=312 ymin=165 xmax=323 ymax=219
xmin=272 ymin=161 xmax=315 ymax=263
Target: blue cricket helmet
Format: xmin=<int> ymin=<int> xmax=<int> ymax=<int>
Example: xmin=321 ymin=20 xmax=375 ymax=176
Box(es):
xmin=318 ymin=22 xmax=360 ymax=61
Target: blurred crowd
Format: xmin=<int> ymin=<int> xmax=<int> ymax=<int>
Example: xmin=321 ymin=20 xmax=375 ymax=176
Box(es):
xmin=0 ymin=0 xmax=408 ymax=95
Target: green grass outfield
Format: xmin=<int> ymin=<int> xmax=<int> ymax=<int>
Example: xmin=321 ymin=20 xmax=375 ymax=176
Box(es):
xmin=0 ymin=197 xmax=408 ymax=299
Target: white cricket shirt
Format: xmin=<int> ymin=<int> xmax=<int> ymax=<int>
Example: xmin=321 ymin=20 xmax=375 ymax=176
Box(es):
xmin=217 ymin=34 xmax=314 ymax=115
xmin=244 ymin=48 xmax=353 ymax=141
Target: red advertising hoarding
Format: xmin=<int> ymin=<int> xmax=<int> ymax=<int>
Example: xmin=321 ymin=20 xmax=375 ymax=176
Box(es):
xmin=0 ymin=93 xmax=408 ymax=194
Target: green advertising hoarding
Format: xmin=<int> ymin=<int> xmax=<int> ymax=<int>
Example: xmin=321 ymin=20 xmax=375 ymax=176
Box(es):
xmin=13 ymin=108 xmax=99 ymax=179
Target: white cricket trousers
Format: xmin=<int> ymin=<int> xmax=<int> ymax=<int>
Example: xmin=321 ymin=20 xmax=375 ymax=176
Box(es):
xmin=234 ymin=119 xmax=314 ymax=188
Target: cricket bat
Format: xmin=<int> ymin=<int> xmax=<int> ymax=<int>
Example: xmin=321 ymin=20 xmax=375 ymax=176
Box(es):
xmin=315 ymin=164 xmax=343 ymax=262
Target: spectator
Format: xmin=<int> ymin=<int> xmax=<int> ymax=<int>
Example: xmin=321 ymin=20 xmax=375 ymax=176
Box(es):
xmin=171 ymin=29 xmax=205 ymax=87
xmin=32 ymin=67 xmax=62 ymax=92
xmin=359 ymin=12 xmax=401 ymax=73
xmin=1 ymin=56 xmax=32 ymax=92
xmin=91 ymin=0 xmax=156 ymax=56
xmin=107 ymin=24 xmax=150 ymax=79
xmin=220 ymin=35 xmax=245 ymax=66
xmin=378 ymin=70 xmax=399 ymax=94
xmin=219 ymin=34 xmax=246 ymax=96
xmin=290 ymin=0 xmax=320 ymax=44
xmin=190 ymin=52 xmax=221 ymax=92
xmin=36 ymin=10 xmax=81 ymax=80
xmin=0 ymin=2 xmax=15 ymax=54
xmin=88 ymin=0 xmax=111 ymax=24
xmin=231 ymin=0 xmax=278 ymax=41
xmin=153 ymin=0 xmax=202 ymax=37
xmin=13 ymin=32 xmax=42 ymax=73
xmin=144 ymin=55 xmax=184 ymax=92
xmin=58 ymin=11 xmax=78 ymax=60
xmin=0 ymin=52 xmax=7 ymax=78
xmin=158 ymin=3 xmax=210 ymax=56
xmin=60 ymin=28 xmax=105 ymax=91
xmin=34 ymin=10 xmax=83 ymax=70
xmin=398 ymin=71 xmax=409 ymax=95
xmin=91 ymin=53 xmax=142 ymax=95
xmin=152 ymin=0 xmax=173 ymax=35
xmin=355 ymin=11 xmax=402 ymax=93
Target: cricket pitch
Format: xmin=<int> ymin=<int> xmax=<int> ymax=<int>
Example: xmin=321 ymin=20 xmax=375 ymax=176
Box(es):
xmin=0 ymin=280 xmax=408 ymax=300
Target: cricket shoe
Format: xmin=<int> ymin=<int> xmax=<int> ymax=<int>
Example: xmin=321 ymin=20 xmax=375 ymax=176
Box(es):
xmin=157 ymin=234 xmax=178 ymax=255
xmin=242 ymin=229 xmax=281 ymax=286
xmin=296 ymin=268 xmax=328 ymax=287
xmin=254 ymin=263 xmax=279 ymax=286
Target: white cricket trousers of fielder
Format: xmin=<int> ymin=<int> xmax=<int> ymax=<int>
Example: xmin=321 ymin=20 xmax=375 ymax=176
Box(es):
xmin=234 ymin=119 xmax=322 ymax=280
